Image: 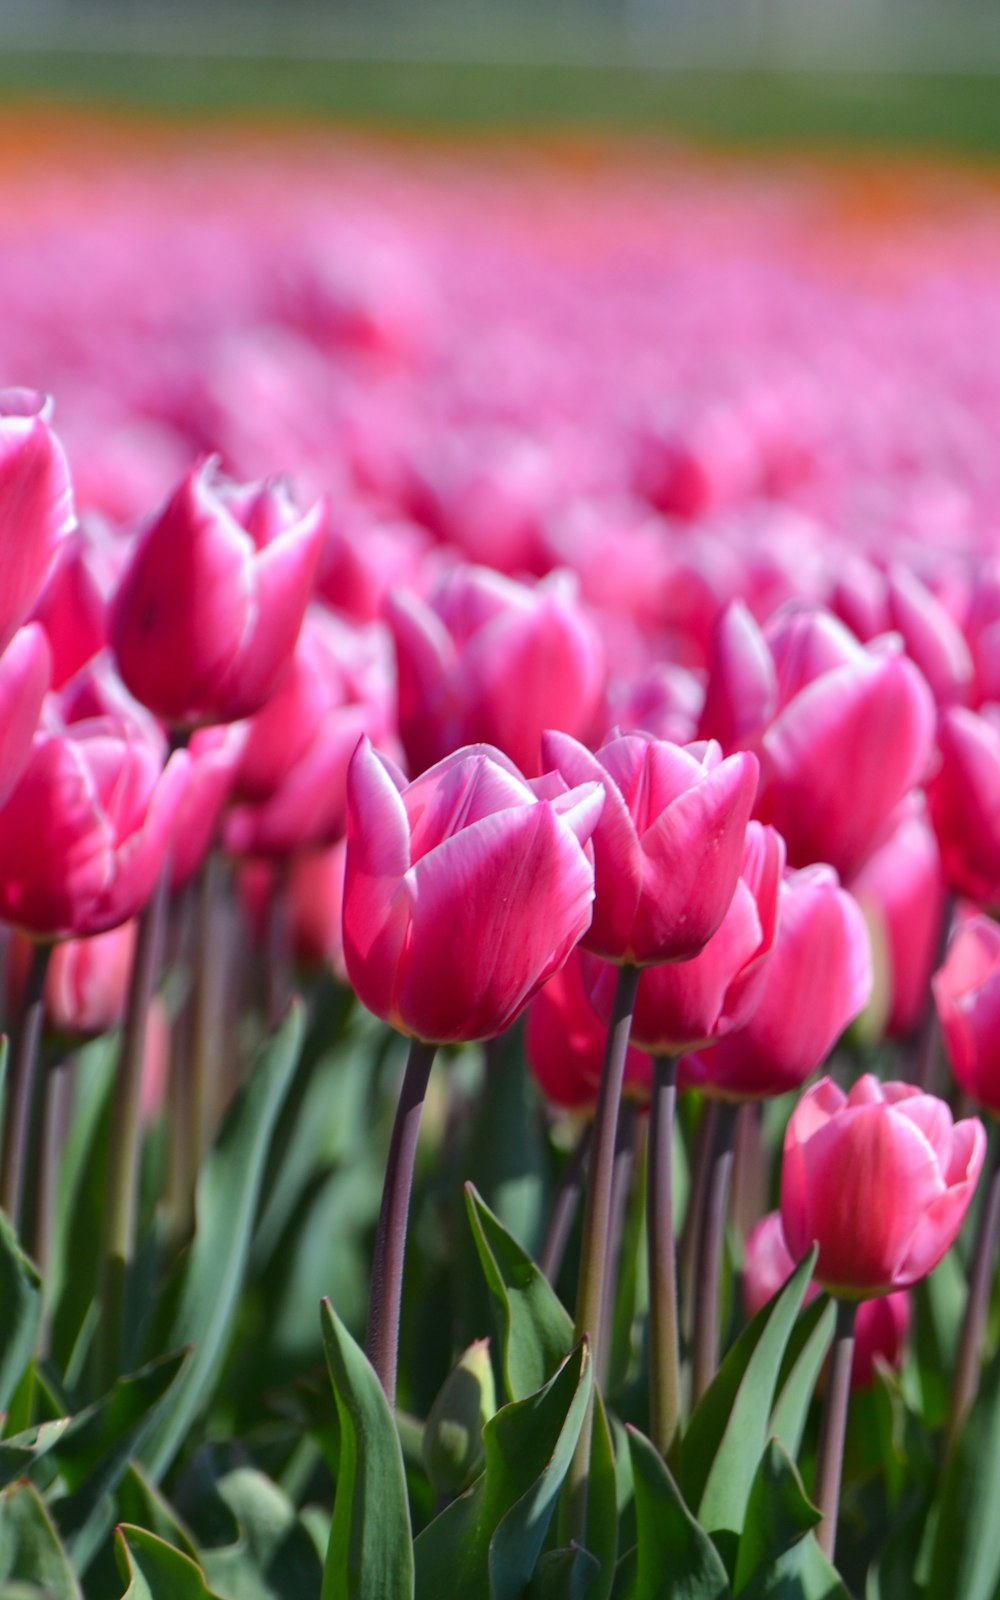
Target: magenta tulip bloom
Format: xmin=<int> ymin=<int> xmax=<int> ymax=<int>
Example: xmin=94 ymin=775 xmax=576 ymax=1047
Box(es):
xmin=542 ymin=729 xmax=758 ymax=966
xmin=781 ymin=1075 xmax=986 ymax=1297
xmin=0 ymin=716 xmax=189 ymax=939
xmin=0 ymin=390 xmax=75 ymax=658
xmin=934 ymin=913 xmax=1000 ymax=1117
xmin=743 ymin=1211 xmax=910 ymax=1388
xmin=525 ymin=949 xmax=650 ymax=1112
xmin=110 ymin=460 xmax=322 ymax=728
xmin=170 ymin=724 xmax=246 ymax=891
xmin=343 ymin=738 xmax=604 ymax=1043
xmin=927 ymin=707 xmax=1000 ymax=906
xmin=386 ymin=565 xmax=604 ymax=778
xmin=0 ymin=625 xmax=52 ymax=811
xmin=849 ymin=803 xmax=946 ymax=1038
xmin=44 ymin=920 xmax=137 ymax=1039
xmin=701 ymin=601 xmax=935 ymax=878
xmin=586 ymin=821 xmax=784 ymax=1054
xmin=688 ymin=864 xmax=871 ymax=1099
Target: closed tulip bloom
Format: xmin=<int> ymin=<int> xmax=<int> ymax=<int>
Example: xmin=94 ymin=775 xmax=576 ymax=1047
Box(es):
xmin=0 ymin=716 xmax=189 ymax=939
xmin=743 ymin=1211 xmax=910 ymax=1388
xmin=110 ymin=460 xmax=322 ymax=728
xmin=525 ymin=949 xmax=650 ymax=1111
xmin=688 ymin=864 xmax=872 ymax=1099
xmin=0 ymin=625 xmax=52 ymax=810
xmin=833 ymin=559 xmax=973 ymax=710
xmin=586 ymin=822 xmax=784 ymax=1054
xmin=849 ymin=803 xmax=946 ymax=1038
xmin=386 ymin=564 xmax=604 ymax=778
xmin=780 ymin=1075 xmax=986 ymax=1296
xmin=934 ymin=913 xmax=1000 ymax=1117
xmin=343 ymin=738 xmax=604 ymax=1043
xmin=30 ymin=531 xmax=107 ymax=690
xmin=45 ymin=920 xmax=137 ymax=1038
xmin=927 ymin=707 xmax=1000 ymax=905
xmin=541 ymin=729 xmax=758 ymax=966
xmin=698 ymin=599 xmax=777 ymax=752
xmin=0 ymin=390 xmax=75 ymax=657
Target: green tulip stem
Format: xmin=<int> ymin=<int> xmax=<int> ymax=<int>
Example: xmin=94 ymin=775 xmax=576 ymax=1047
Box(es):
xmin=98 ymin=862 xmax=171 ymax=1390
xmin=563 ymin=959 xmax=640 ymax=1540
xmin=598 ymin=1096 xmax=638 ymax=1391
xmin=0 ymin=941 xmax=51 ymax=1233
xmin=691 ymin=1099 xmax=739 ymax=1406
xmin=366 ymin=1035 xmax=437 ymax=1406
xmin=815 ymin=1296 xmax=858 ymax=1562
xmin=680 ymin=1097 xmax=719 ymax=1342
xmin=538 ymin=1118 xmax=592 ymax=1285
xmin=648 ymin=1053 xmax=681 ymax=1455
xmin=947 ymin=1130 xmax=1000 ymax=1457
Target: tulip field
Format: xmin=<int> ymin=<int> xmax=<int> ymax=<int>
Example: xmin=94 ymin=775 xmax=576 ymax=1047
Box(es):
xmin=3 ymin=116 xmax=1000 ymax=1598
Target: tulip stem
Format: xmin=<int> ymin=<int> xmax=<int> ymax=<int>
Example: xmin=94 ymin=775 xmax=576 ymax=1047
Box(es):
xmin=563 ymin=960 xmax=640 ymax=1540
xmin=946 ymin=1131 xmax=1000 ymax=1458
xmin=366 ymin=1036 xmax=436 ymax=1406
xmin=691 ymin=1100 xmax=739 ymax=1406
xmin=98 ymin=863 xmax=170 ymax=1390
xmin=815 ymin=1296 xmax=858 ymax=1563
xmin=680 ymin=1098 xmax=718 ymax=1342
xmin=598 ymin=1097 xmax=638 ymax=1392
xmin=0 ymin=942 xmax=51 ymax=1235
xmin=648 ymin=1054 xmax=681 ymax=1455
xmin=539 ymin=1119 xmax=592 ymax=1285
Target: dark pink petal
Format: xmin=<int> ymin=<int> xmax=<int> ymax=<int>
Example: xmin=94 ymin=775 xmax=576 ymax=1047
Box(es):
xmin=0 ymin=624 xmax=51 ymax=810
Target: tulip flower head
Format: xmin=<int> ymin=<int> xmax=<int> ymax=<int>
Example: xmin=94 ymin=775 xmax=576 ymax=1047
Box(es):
xmin=110 ymin=460 xmax=322 ymax=728
xmin=781 ymin=1075 xmax=985 ymax=1297
xmin=0 ymin=389 xmax=75 ymax=658
xmin=542 ymin=728 xmax=758 ymax=966
xmin=343 ymin=737 xmax=604 ymax=1043
xmin=934 ymin=913 xmax=1000 ymax=1118
xmin=525 ymin=948 xmax=650 ymax=1111
xmin=927 ymin=707 xmax=1000 ymax=907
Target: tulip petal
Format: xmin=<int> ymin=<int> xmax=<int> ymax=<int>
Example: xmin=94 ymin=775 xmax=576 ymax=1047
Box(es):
xmin=228 ymin=504 xmax=324 ymax=717
xmin=0 ymin=624 xmax=51 ymax=810
xmin=342 ymin=738 xmax=413 ymax=1024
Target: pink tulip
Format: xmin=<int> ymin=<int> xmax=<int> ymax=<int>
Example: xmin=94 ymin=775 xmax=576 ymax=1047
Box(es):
xmin=849 ymin=803 xmax=946 ymax=1038
xmin=0 ymin=715 xmax=189 ymax=939
xmin=525 ymin=948 xmax=650 ymax=1112
xmin=585 ymin=822 xmax=784 ymax=1054
xmin=743 ymin=1211 xmax=910 ymax=1388
xmin=934 ymin=913 xmax=1000 ymax=1117
xmin=224 ymin=608 xmax=398 ymax=857
xmin=342 ymin=738 xmax=604 ymax=1043
xmin=780 ymin=1075 xmax=986 ymax=1296
xmin=926 ymin=707 xmax=1000 ymax=905
xmin=170 ymin=724 xmax=247 ymax=890
xmin=110 ymin=460 xmax=322 ymax=728
xmin=386 ymin=565 xmax=604 ymax=778
xmin=700 ymin=601 xmax=935 ymax=878
xmin=30 ymin=531 xmax=106 ymax=690
xmin=0 ymin=390 xmax=75 ymax=657
xmin=541 ymin=729 xmax=758 ymax=966
xmin=688 ymin=865 xmax=871 ymax=1099
xmin=833 ymin=559 xmax=973 ymax=710
xmin=44 ymin=920 xmax=137 ymax=1037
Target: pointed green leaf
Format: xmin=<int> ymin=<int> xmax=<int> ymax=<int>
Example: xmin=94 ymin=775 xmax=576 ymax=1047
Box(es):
xmin=49 ymin=1035 xmax=118 ymax=1374
xmin=464 ymin=1182 xmax=573 ymax=1402
xmin=626 ymin=1426 xmax=731 ymax=1600
xmin=0 ymin=1208 xmax=42 ymax=1416
xmin=525 ymin=1545 xmax=601 ymax=1600
xmin=117 ymin=1465 xmax=200 ymax=1562
xmin=0 ymin=1418 xmax=70 ymax=1490
xmin=926 ymin=1343 xmax=1000 ymax=1600
xmin=197 ymin=1467 xmax=324 ymax=1600
xmin=681 ymin=1248 xmax=817 ymax=1548
xmin=769 ymin=1297 xmax=835 ymax=1461
xmin=585 ymin=1393 xmax=620 ymax=1600
xmin=414 ymin=1340 xmax=592 ymax=1600
xmin=139 ymin=1004 xmax=305 ymax=1479
xmin=320 ymin=1298 xmax=413 ymax=1600
xmin=733 ymin=1441 xmax=820 ymax=1595
xmin=114 ymin=1526 xmax=225 ymax=1600
xmin=737 ymin=1533 xmax=850 ymax=1600
xmin=0 ymin=1481 xmax=80 ymax=1599
xmin=864 ymin=1498 xmax=927 ymax=1600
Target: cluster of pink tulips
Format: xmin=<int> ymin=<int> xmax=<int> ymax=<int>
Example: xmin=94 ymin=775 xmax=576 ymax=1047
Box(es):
xmin=2 ymin=133 xmax=1000 ymax=1594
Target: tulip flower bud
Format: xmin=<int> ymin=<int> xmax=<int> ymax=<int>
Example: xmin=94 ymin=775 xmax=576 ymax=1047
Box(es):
xmin=927 ymin=707 xmax=1000 ymax=906
xmin=525 ymin=949 xmax=650 ymax=1111
xmin=850 ymin=803 xmax=946 ymax=1040
xmin=934 ymin=913 xmax=1000 ymax=1117
xmin=422 ymin=1338 xmax=496 ymax=1496
xmin=781 ymin=1075 xmax=986 ymax=1297
xmin=0 ymin=389 xmax=75 ymax=658
xmin=110 ymin=460 xmax=322 ymax=728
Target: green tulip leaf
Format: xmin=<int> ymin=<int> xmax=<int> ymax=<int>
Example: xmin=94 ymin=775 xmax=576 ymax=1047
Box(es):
xmin=769 ymin=1296 xmax=836 ymax=1461
xmin=139 ymin=1003 xmax=305 ymax=1479
xmin=194 ymin=1466 xmax=324 ymax=1600
xmin=0 ymin=1417 xmax=71 ymax=1491
xmin=117 ymin=1465 xmax=200 ymax=1562
xmin=680 ymin=1247 xmax=817 ymax=1559
xmin=414 ymin=1340 xmax=592 ymax=1600
xmin=626 ymin=1425 xmax=731 ymax=1600
xmin=114 ymin=1526 xmax=225 ymax=1600
xmin=736 ymin=1533 xmax=850 ymax=1600
xmin=465 ymin=1181 xmax=573 ymax=1403
xmin=319 ymin=1298 xmax=414 ymax=1600
xmin=524 ymin=1544 xmax=601 ymax=1600
xmin=49 ymin=1036 xmax=118 ymax=1376
xmin=926 ymin=1342 xmax=1000 ymax=1600
xmin=0 ymin=1481 xmax=80 ymax=1599
xmin=0 ymin=1205 xmax=42 ymax=1418
xmin=733 ymin=1440 xmax=821 ymax=1595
